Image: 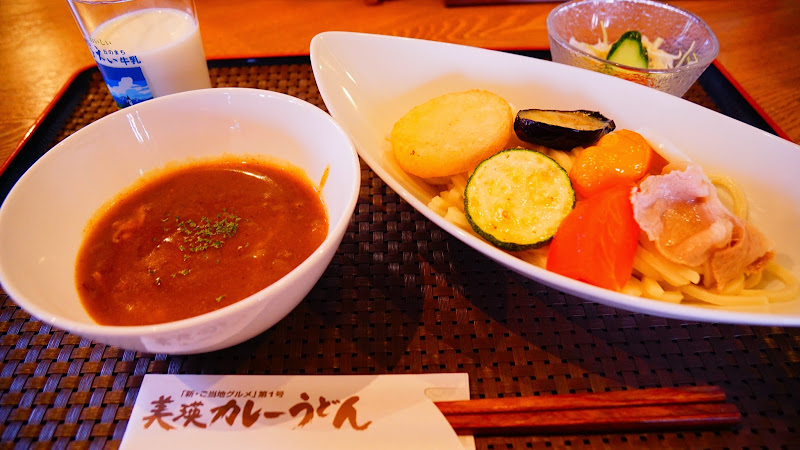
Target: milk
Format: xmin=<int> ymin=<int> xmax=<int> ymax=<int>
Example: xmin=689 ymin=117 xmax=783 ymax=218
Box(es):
xmin=89 ymin=8 xmax=211 ymax=105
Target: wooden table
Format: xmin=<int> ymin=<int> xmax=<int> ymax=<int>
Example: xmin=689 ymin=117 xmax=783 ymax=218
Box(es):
xmin=2 ymin=3 xmax=800 ymax=448
xmin=0 ymin=0 xmax=798 ymax=171
xmin=1 ymin=63 xmax=798 ymax=448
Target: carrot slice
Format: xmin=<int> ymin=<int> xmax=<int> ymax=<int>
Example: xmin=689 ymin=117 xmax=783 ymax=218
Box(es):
xmin=546 ymin=183 xmax=640 ymax=291
xmin=569 ymin=129 xmax=653 ymax=198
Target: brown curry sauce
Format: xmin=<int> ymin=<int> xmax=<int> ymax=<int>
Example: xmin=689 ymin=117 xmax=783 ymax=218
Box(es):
xmin=75 ymin=158 xmax=328 ymax=326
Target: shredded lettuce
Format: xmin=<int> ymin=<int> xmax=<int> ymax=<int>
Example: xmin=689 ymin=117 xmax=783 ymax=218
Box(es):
xmin=570 ymin=27 xmax=698 ymax=70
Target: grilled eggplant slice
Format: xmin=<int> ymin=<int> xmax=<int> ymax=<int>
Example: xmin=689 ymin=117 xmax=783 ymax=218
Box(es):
xmin=513 ymin=109 xmax=615 ymax=151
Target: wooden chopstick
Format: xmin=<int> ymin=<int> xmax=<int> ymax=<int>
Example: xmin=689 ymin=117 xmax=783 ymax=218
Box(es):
xmin=436 ymin=386 xmax=726 ymax=414
xmin=435 ymin=386 xmax=741 ymax=435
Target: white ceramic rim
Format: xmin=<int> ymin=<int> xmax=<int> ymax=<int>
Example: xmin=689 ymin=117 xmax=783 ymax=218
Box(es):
xmin=309 ymin=31 xmax=800 ymax=327
xmin=0 ymin=87 xmax=361 ymax=338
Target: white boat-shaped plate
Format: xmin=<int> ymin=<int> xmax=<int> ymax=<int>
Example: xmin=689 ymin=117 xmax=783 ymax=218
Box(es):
xmin=310 ymin=31 xmax=800 ymax=326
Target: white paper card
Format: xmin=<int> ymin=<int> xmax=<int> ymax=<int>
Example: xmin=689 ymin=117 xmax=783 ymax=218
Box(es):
xmin=121 ymin=373 xmax=472 ymax=449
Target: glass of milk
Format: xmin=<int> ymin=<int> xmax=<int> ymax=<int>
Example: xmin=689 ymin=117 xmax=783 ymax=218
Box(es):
xmin=67 ymin=0 xmax=212 ymax=108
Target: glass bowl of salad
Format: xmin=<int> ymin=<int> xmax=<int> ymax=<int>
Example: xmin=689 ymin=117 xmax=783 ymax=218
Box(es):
xmin=547 ymin=0 xmax=719 ymax=96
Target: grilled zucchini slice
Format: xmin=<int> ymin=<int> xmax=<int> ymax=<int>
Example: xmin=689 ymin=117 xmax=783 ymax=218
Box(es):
xmin=464 ymin=148 xmax=575 ymax=251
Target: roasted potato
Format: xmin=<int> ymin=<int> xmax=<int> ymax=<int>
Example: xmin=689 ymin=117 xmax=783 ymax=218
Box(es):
xmin=390 ymin=90 xmax=513 ymax=178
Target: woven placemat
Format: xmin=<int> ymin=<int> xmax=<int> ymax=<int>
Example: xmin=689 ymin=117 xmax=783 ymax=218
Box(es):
xmin=1 ymin=61 xmax=798 ymax=449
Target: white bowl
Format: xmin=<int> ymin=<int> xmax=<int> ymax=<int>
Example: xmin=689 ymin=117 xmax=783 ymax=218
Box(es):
xmin=310 ymin=31 xmax=800 ymax=326
xmin=0 ymin=88 xmax=360 ymax=354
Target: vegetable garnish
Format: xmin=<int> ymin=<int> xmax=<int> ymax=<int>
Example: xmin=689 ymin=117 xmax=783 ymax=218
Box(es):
xmin=175 ymin=211 xmax=242 ymax=253
xmin=606 ymin=30 xmax=649 ymax=69
xmin=464 ymin=148 xmax=575 ymax=251
xmin=514 ymin=109 xmax=615 ymax=151
xmin=568 ymin=129 xmax=653 ymax=198
xmin=147 ymin=211 xmax=243 ymax=284
xmin=394 ymin=90 xmax=792 ymax=307
xmin=546 ymin=183 xmax=640 ymax=291
xmin=569 ymin=25 xmax=699 ymax=70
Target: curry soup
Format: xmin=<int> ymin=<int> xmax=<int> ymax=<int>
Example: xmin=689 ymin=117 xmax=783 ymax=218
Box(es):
xmin=75 ymin=158 xmax=328 ymax=326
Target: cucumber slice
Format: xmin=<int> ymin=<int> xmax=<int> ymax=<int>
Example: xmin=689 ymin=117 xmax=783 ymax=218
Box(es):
xmin=606 ymin=31 xmax=649 ymax=69
xmin=464 ymin=148 xmax=575 ymax=251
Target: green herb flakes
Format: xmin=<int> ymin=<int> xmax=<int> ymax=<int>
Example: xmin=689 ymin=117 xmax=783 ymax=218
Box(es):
xmin=174 ymin=211 xmax=242 ymax=253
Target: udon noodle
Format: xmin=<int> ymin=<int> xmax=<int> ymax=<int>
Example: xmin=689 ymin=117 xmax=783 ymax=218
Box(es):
xmin=425 ymin=142 xmax=798 ymax=306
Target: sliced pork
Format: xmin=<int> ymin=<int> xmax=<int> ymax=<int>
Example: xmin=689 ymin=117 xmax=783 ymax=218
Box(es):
xmin=631 ymin=164 xmax=773 ymax=289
